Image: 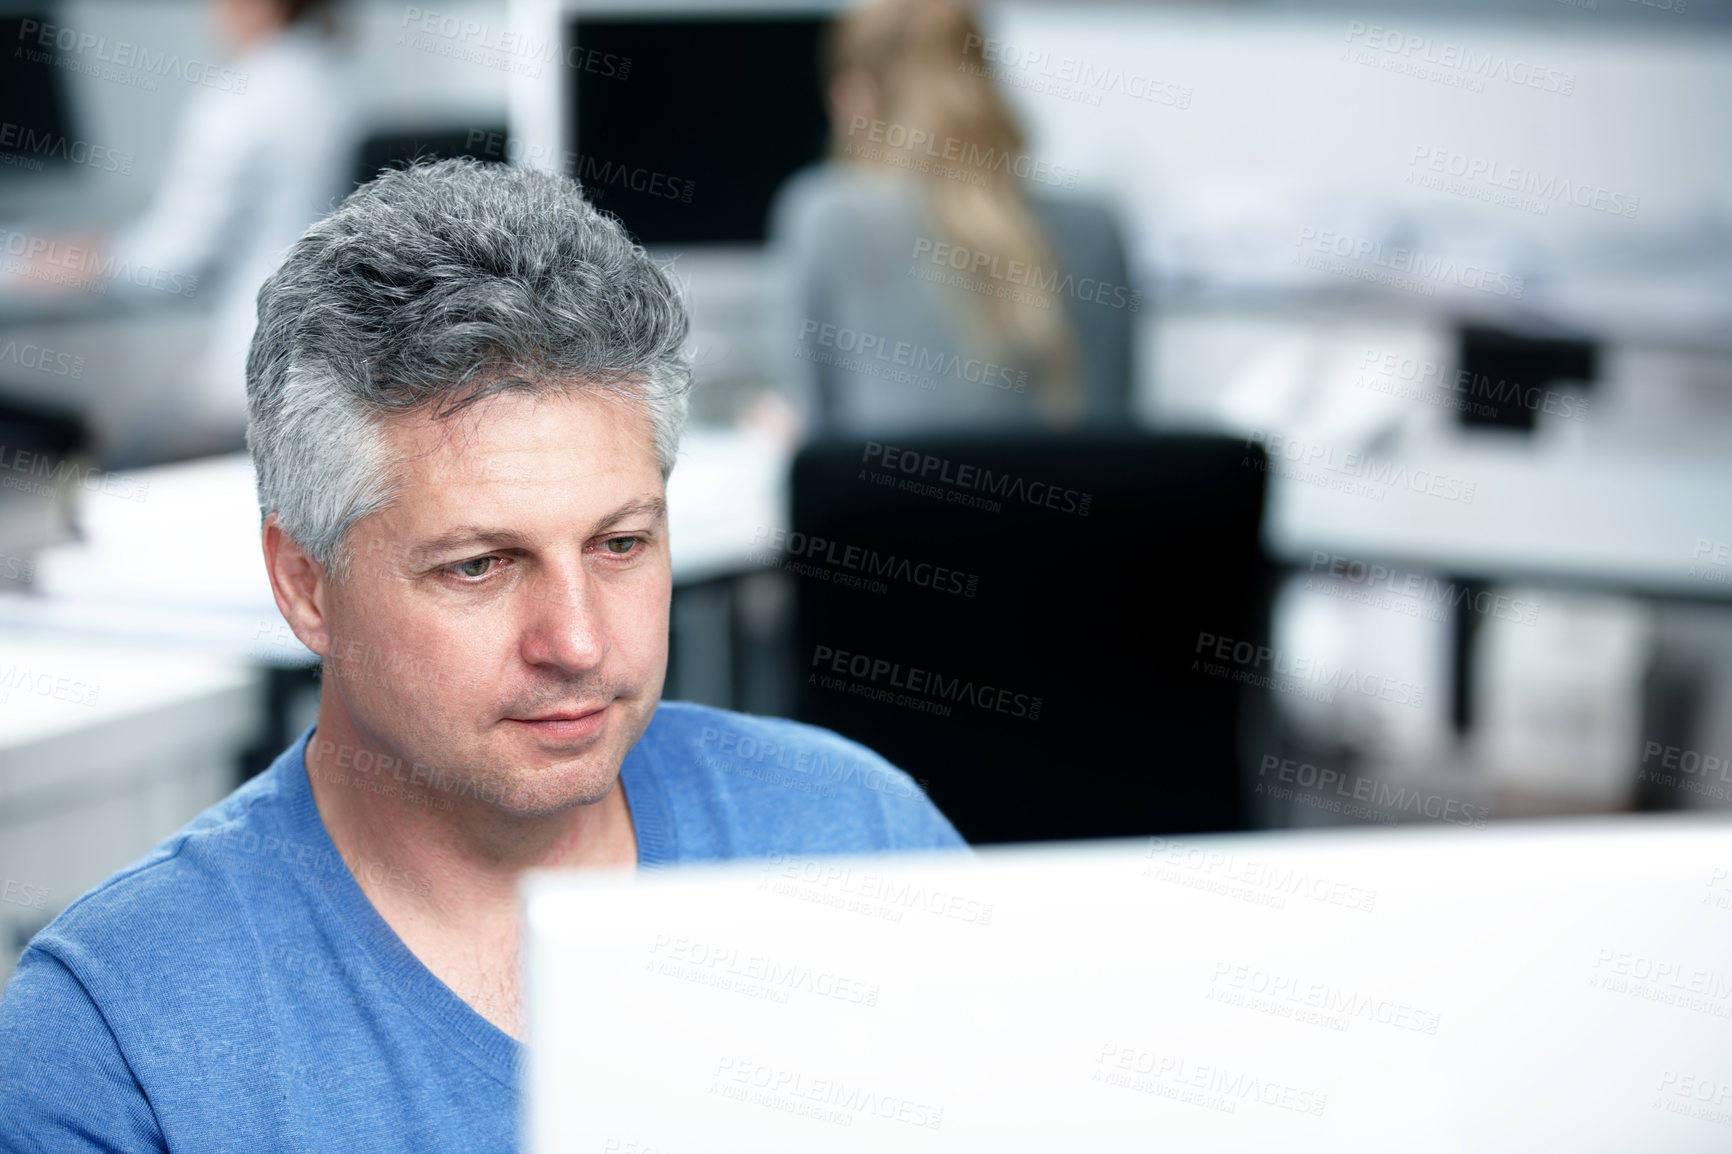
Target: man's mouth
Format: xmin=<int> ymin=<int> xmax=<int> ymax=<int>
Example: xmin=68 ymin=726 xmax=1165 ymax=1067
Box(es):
xmin=505 ymin=702 xmax=611 ymax=740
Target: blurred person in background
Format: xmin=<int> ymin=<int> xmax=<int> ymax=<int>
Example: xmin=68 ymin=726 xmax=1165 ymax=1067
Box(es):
xmin=11 ymin=0 xmax=355 ymax=464
xmin=765 ymin=0 xmax=1134 ymax=441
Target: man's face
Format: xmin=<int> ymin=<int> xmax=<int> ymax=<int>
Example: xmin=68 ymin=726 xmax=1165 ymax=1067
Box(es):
xmin=319 ymin=387 xmax=670 ymax=817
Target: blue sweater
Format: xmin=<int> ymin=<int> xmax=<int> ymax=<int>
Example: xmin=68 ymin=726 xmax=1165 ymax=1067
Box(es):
xmin=0 ymin=702 xmax=964 ymax=1152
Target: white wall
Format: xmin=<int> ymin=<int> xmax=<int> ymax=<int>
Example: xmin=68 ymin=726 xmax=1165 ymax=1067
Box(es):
xmin=987 ymin=5 xmax=1732 ymax=292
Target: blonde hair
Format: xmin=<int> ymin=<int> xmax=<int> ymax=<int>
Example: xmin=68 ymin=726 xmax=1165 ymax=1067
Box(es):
xmin=829 ymin=0 xmax=1081 ymax=421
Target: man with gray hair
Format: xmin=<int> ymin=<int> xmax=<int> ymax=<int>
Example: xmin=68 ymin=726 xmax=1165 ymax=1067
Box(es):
xmin=0 ymin=160 xmax=963 ymax=1152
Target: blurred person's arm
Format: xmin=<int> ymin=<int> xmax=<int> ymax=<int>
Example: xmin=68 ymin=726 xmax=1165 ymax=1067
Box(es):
xmin=2 ymin=230 xmax=106 ymax=298
xmin=4 ymin=91 xmax=258 ymax=303
xmin=106 ymin=83 xmax=261 ymax=296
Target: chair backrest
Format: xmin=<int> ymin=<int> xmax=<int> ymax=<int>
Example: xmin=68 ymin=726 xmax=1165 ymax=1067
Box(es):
xmin=790 ymin=431 xmax=1271 ymax=843
xmin=349 ymin=126 xmax=507 ymax=192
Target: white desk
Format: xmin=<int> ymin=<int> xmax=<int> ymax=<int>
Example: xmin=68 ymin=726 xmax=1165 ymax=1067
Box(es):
xmin=0 ymin=640 xmax=264 ymax=984
xmin=1263 ymin=430 xmax=1732 ymax=598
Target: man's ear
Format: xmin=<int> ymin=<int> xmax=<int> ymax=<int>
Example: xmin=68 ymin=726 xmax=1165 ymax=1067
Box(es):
xmin=262 ymin=513 xmax=333 ymax=656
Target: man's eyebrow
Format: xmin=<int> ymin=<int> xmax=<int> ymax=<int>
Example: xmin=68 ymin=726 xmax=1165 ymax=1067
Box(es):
xmin=401 ymin=498 xmax=668 ymax=566
xmin=595 ymin=497 xmax=667 ymax=533
xmin=403 ymin=527 xmax=533 ymax=567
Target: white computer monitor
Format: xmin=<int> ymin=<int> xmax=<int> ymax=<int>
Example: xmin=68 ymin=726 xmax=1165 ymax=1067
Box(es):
xmin=524 ymin=815 xmax=1732 ymax=1153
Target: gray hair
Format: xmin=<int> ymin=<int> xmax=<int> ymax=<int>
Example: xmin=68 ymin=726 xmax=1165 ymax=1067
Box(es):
xmin=245 ymin=157 xmax=692 ymax=578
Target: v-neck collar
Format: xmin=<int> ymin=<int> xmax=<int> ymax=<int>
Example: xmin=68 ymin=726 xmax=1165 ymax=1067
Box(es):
xmin=272 ymin=716 xmax=682 ymax=1084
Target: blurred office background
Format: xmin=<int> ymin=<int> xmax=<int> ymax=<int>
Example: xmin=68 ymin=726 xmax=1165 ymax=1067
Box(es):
xmin=2 ymin=0 xmax=1731 ymax=977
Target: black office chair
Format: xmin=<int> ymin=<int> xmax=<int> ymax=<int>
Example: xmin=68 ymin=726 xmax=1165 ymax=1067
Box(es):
xmin=790 ymin=432 xmax=1270 ymax=844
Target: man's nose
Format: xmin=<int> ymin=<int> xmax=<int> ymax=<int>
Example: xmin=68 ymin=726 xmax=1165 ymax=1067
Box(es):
xmin=520 ymin=562 xmax=608 ymax=673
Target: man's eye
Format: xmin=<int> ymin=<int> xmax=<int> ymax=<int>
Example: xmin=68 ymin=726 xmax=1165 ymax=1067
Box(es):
xmin=452 ymin=556 xmax=497 ymax=579
xmin=604 ymin=536 xmax=641 ymax=555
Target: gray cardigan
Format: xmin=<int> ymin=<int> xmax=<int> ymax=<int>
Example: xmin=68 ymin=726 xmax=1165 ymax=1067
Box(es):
xmin=769 ymin=164 xmax=1136 ymax=439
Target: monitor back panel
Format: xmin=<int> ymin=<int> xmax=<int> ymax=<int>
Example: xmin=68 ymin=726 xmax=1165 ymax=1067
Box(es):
xmin=524 ymin=817 xmax=1732 ymax=1153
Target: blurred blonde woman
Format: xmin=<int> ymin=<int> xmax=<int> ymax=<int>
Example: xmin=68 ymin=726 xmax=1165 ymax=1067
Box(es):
xmin=769 ymin=0 xmax=1133 ymax=439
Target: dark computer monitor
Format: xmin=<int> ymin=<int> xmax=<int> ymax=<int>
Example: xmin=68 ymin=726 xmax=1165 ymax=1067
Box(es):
xmin=566 ymin=12 xmax=830 ymax=245
xmin=0 ymin=13 xmax=75 ymax=176
xmin=1455 ymin=324 xmax=1598 ymax=433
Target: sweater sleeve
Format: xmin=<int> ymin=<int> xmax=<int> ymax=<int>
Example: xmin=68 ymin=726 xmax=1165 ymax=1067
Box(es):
xmin=0 ymin=946 xmax=166 ymax=1153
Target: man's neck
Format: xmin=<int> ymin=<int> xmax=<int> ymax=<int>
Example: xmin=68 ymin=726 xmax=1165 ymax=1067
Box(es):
xmin=301 ymin=689 xmax=637 ymax=1038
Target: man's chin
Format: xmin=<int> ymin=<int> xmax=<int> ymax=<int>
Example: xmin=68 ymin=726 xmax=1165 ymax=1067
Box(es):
xmin=472 ymin=721 xmax=632 ymax=817
xmin=470 ymin=759 xmax=622 ymax=818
